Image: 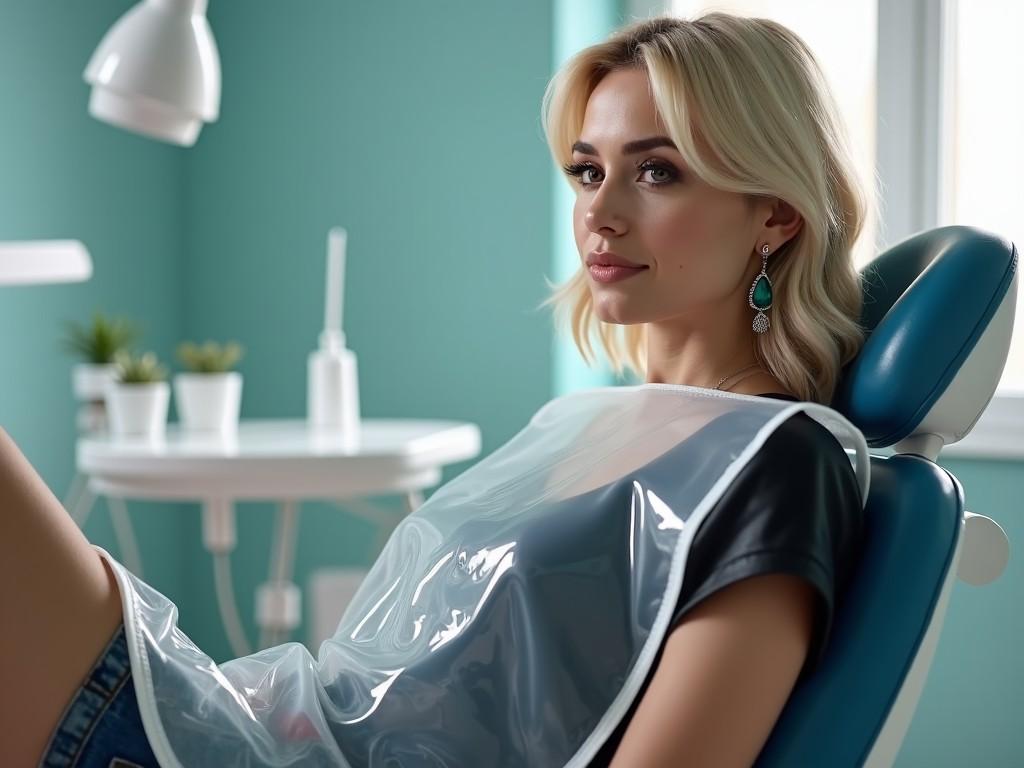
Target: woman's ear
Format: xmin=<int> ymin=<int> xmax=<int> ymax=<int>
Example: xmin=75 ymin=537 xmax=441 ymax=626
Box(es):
xmin=764 ymin=199 xmax=803 ymax=249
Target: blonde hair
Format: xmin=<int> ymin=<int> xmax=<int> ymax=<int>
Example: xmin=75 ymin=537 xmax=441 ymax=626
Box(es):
xmin=538 ymin=13 xmax=872 ymax=404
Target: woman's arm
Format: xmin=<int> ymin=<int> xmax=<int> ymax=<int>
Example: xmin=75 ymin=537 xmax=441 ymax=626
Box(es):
xmin=0 ymin=427 xmax=124 ymax=765
xmin=609 ymin=572 xmax=816 ymax=768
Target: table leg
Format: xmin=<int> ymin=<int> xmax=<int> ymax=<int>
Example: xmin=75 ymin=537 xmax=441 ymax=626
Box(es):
xmin=63 ymin=472 xmax=96 ymax=528
xmin=404 ymin=490 xmax=424 ymax=513
xmin=106 ymin=496 xmax=144 ymax=579
xmin=257 ymin=500 xmax=302 ymax=649
xmin=203 ymin=498 xmax=252 ymax=658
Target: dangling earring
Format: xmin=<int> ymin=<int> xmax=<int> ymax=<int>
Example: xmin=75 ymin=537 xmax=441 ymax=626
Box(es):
xmin=748 ymin=244 xmax=773 ymax=333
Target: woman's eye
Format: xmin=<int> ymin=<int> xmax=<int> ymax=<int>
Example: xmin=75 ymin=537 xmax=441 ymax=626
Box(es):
xmin=561 ymin=159 xmax=678 ymax=187
xmin=561 ymin=161 xmax=603 ymax=184
xmin=641 ymin=162 xmax=674 ymax=183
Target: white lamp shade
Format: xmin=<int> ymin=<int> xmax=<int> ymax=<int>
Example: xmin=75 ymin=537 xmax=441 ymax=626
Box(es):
xmin=0 ymin=241 xmax=92 ymax=285
xmin=83 ymin=0 xmax=221 ymax=147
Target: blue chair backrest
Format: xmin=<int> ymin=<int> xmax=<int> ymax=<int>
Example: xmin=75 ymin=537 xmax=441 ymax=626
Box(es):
xmin=755 ymin=225 xmax=1019 ymax=767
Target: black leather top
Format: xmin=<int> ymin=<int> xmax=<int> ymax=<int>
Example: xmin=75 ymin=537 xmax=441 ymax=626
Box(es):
xmin=590 ymin=393 xmax=865 ymax=765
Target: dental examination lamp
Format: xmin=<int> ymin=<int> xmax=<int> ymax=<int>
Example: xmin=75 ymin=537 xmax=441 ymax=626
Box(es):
xmin=0 ymin=241 xmax=92 ymax=286
xmin=83 ymin=0 xmax=220 ymax=147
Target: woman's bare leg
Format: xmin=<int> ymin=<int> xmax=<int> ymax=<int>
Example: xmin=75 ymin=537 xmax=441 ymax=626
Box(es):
xmin=0 ymin=427 xmax=123 ymax=766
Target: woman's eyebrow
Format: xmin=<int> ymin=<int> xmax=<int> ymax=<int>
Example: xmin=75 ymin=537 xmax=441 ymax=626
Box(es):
xmin=571 ymin=136 xmax=677 ymax=155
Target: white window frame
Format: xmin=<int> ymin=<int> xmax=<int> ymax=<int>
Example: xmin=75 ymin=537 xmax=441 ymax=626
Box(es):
xmin=630 ymin=0 xmax=1020 ymax=460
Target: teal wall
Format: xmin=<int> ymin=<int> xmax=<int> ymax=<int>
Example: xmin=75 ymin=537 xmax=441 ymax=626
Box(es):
xmin=898 ymin=456 xmax=1024 ymax=766
xmin=0 ymin=0 xmax=189 ymax=607
xmin=2 ymin=1 xmax=1021 ymax=765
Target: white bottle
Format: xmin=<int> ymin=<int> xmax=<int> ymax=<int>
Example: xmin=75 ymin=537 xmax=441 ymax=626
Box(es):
xmin=307 ymin=228 xmax=361 ymax=445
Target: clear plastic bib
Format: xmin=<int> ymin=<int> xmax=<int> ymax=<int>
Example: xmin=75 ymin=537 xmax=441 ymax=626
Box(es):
xmin=96 ymin=384 xmax=869 ymax=767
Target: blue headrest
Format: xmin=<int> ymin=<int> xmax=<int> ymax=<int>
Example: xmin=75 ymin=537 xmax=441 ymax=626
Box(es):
xmin=831 ymin=225 xmax=1018 ymax=449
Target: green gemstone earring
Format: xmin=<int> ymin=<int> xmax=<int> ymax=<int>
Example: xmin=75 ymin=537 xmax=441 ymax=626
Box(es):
xmin=748 ymin=244 xmax=773 ymax=333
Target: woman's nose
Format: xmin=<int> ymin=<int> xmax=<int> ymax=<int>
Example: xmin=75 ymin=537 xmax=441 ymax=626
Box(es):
xmin=584 ymin=186 xmax=628 ymax=235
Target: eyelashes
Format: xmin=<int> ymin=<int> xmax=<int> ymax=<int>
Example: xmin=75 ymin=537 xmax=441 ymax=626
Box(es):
xmin=561 ymin=159 xmax=680 ymax=187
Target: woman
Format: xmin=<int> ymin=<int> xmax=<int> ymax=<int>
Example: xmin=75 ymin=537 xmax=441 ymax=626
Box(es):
xmin=537 ymin=12 xmax=868 ymax=764
xmin=2 ymin=12 xmax=869 ymax=768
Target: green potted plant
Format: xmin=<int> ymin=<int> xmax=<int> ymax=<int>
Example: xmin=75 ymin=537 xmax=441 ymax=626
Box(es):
xmin=105 ymin=350 xmax=170 ymax=439
xmin=61 ymin=312 xmax=140 ymax=401
xmin=173 ymin=340 xmax=245 ymax=433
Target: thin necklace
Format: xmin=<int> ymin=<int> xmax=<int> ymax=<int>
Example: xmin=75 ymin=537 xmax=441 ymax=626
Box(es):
xmin=713 ymin=362 xmax=762 ymax=391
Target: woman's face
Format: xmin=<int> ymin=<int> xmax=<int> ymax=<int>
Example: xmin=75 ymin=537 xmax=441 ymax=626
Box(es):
xmin=568 ymin=67 xmax=769 ymax=327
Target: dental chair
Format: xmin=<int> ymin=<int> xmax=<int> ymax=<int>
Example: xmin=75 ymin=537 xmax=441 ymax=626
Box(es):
xmin=754 ymin=225 xmax=1018 ymax=767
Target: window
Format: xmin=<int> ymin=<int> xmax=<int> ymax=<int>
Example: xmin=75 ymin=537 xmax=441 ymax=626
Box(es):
xmin=942 ymin=0 xmax=1024 ymax=393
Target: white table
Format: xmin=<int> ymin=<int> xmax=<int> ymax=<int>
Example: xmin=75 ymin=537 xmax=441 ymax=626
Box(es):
xmin=66 ymin=418 xmax=482 ymax=656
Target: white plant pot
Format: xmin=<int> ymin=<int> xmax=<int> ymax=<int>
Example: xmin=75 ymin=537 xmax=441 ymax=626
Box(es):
xmin=105 ymin=381 xmax=170 ymax=439
xmin=73 ymin=362 xmax=119 ymax=401
xmin=173 ymin=371 xmax=243 ymax=433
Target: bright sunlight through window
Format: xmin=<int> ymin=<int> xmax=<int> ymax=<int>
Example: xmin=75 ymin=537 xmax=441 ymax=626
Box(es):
xmin=943 ymin=0 xmax=1024 ymax=392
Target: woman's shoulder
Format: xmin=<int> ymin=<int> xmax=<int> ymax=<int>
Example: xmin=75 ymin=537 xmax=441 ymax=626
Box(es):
xmin=756 ymin=392 xmax=854 ymax=465
xmin=722 ymin=399 xmax=859 ymax=510
xmin=689 ymin=390 xmax=864 ymax=566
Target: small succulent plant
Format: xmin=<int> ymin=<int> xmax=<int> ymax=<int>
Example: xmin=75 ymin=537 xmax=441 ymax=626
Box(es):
xmin=113 ymin=350 xmax=168 ymax=384
xmin=176 ymin=340 xmax=245 ymax=374
xmin=61 ymin=312 xmax=140 ymax=364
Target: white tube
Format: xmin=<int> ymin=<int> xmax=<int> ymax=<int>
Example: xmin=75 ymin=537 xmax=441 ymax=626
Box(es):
xmin=325 ymin=227 xmax=347 ymax=338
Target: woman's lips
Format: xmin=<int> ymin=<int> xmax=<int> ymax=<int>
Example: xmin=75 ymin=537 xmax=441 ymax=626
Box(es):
xmin=588 ymin=264 xmax=649 ymax=283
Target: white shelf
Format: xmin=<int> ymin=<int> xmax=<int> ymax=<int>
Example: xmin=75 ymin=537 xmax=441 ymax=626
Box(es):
xmin=0 ymin=240 xmax=92 ymax=285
